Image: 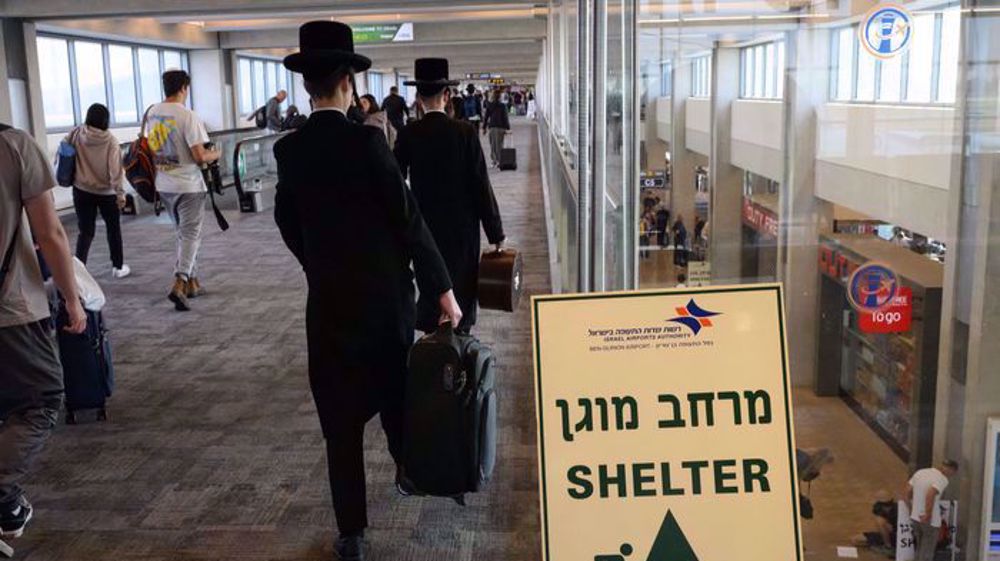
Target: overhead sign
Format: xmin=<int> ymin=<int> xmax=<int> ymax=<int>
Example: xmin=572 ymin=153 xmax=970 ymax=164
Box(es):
xmin=860 ymin=286 xmax=912 ymax=333
xmin=352 ymin=23 xmax=413 ymax=44
xmin=466 ymin=72 xmax=503 ymax=80
xmin=532 ymin=285 xmax=802 ymax=561
xmin=859 ymin=4 xmax=913 ymax=59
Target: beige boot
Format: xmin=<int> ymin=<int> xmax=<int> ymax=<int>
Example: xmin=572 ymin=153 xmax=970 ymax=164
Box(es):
xmin=186 ymin=277 xmax=204 ymax=298
xmin=168 ymin=275 xmax=191 ymax=311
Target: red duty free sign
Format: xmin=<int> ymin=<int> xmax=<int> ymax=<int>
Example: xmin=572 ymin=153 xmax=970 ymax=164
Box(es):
xmin=859 ymin=287 xmax=913 ymax=333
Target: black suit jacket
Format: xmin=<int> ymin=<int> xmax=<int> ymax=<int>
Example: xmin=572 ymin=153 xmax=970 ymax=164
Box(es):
xmin=274 ymin=110 xmax=451 ymax=354
xmin=381 ymin=94 xmax=409 ymax=131
xmin=394 ymin=111 xmax=505 ymax=332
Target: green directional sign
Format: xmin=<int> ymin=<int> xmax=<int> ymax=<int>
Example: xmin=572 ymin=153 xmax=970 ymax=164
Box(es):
xmin=352 ymin=23 xmax=414 ymax=44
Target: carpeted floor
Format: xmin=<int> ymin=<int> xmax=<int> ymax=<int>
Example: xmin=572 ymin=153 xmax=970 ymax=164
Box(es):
xmin=14 ymin=120 xmax=547 ymax=561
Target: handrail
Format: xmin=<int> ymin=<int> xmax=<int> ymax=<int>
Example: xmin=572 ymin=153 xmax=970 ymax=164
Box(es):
xmin=232 ymin=130 xmax=289 ymax=209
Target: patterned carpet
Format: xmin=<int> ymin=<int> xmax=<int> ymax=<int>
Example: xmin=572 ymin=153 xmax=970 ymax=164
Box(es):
xmin=14 ymin=120 xmax=547 ymax=561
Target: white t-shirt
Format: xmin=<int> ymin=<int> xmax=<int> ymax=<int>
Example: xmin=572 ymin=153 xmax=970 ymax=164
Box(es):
xmin=146 ymin=102 xmax=209 ymax=194
xmin=909 ymin=467 xmax=949 ymax=527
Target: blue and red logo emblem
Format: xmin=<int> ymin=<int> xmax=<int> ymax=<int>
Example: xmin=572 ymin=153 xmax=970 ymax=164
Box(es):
xmin=668 ymin=300 xmax=721 ymax=335
xmin=848 ymin=262 xmax=899 ymax=312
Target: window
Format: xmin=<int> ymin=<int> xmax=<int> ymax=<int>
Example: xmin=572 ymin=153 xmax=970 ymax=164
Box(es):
xmin=73 ymin=41 xmax=107 ymax=120
xmin=236 ymin=55 xmax=296 ymax=116
xmin=108 ymin=45 xmax=138 ymax=123
xmin=368 ymin=72 xmax=385 ymax=101
xmin=691 ymin=55 xmax=711 ymax=97
xmin=829 ymin=7 xmax=961 ymax=104
xmin=660 ymin=62 xmax=672 ymax=97
xmin=37 ymin=37 xmax=74 ymax=128
xmin=36 ymin=35 xmax=190 ymax=130
xmin=740 ymin=40 xmax=785 ymax=100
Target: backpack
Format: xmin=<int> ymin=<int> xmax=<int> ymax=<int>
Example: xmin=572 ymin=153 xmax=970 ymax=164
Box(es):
xmin=464 ymin=96 xmax=477 ymax=119
xmin=123 ymin=107 xmax=158 ymax=203
xmin=253 ymin=106 xmax=267 ymax=129
xmin=56 ymin=130 xmax=78 ymax=187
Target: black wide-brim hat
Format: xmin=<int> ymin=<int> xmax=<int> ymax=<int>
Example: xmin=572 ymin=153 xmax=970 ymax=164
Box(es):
xmin=284 ymin=21 xmax=371 ymax=77
xmin=403 ymin=58 xmax=459 ymax=87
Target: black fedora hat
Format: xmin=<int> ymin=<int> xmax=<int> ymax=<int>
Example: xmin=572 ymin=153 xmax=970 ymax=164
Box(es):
xmin=284 ymin=21 xmax=371 ymax=77
xmin=403 ymin=58 xmax=459 ymax=87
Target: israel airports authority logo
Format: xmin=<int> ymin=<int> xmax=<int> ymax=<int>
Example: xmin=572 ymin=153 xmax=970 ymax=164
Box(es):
xmin=667 ymin=300 xmax=721 ymax=336
xmin=859 ymin=4 xmax=913 ymax=59
xmin=847 ymin=262 xmax=899 ymax=313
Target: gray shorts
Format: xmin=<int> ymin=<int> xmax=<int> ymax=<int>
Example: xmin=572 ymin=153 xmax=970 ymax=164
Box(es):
xmin=0 ymin=318 xmax=63 ymax=412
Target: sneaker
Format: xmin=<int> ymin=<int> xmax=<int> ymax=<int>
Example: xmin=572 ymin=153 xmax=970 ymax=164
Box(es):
xmin=186 ymin=277 xmax=204 ymax=299
xmin=112 ymin=264 xmax=131 ymax=279
xmin=167 ymin=276 xmax=191 ymax=312
xmin=0 ymin=496 xmax=33 ymax=538
xmin=334 ymin=534 xmax=364 ymax=561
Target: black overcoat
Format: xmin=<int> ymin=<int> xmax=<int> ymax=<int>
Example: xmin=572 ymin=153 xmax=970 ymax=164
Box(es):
xmin=273 ymin=110 xmax=452 ymax=434
xmin=394 ymin=112 xmax=505 ymax=332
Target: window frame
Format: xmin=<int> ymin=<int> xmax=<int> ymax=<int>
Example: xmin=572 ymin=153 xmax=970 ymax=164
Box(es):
xmin=236 ymin=54 xmax=296 ymax=118
xmin=38 ymin=33 xmax=191 ymax=133
xmin=739 ymin=40 xmax=785 ymax=101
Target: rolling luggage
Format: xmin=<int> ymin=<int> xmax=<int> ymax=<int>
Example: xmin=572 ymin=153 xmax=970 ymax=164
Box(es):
xmin=401 ymin=322 xmax=498 ymax=503
xmin=56 ymin=305 xmax=114 ymax=424
xmin=478 ymin=248 xmax=523 ymax=312
xmin=499 ymin=134 xmax=517 ymax=171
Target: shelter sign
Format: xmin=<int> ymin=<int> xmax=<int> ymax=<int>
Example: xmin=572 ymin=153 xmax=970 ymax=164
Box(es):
xmin=531 ymin=285 xmax=802 ymax=561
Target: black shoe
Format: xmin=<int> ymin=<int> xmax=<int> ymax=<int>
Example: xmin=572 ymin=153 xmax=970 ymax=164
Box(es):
xmin=334 ymin=534 xmax=364 ymax=561
xmin=0 ymin=496 xmax=33 ymax=538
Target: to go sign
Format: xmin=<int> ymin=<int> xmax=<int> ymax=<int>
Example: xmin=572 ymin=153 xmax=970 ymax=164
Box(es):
xmin=859 ymin=287 xmax=912 ymax=333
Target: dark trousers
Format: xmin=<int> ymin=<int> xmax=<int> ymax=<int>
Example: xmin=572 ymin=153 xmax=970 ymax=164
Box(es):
xmin=73 ymin=187 xmax=123 ymax=269
xmin=313 ymin=344 xmax=408 ymax=536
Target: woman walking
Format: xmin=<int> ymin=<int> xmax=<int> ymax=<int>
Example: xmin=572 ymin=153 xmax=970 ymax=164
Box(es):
xmin=67 ymin=103 xmax=130 ymax=278
xmin=483 ymin=90 xmax=511 ymax=168
xmin=359 ymin=93 xmax=395 ymax=148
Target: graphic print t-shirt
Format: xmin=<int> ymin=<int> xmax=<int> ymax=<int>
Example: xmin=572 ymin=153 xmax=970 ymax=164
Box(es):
xmin=146 ymin=102 xmax=209 ymax=193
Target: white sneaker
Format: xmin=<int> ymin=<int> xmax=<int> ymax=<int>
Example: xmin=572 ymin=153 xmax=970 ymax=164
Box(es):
xmin=112 ymin=264 xmax=131 ymax=279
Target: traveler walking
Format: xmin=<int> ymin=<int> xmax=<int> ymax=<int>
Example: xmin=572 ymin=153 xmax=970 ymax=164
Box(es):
xmin=906 ymin=460 xmax=958 ymax=561
xmin=381 ymin=86 xmax=409 ymax=132
xmin=265 ymin=90 xmax=288 ymax=132
xmin=146 ymin=69 xmax=221 ymax=311
xmin=65 ymin=103 xmax=131 ymax=278
xmin=275 ymin=21 xmax=461 ymax=561
xmin=0 ymin=123 xmax=86 ymax=540
xmin=672 ymin=214 xmax=688 ymax=267
xmin=463 ymin=84 xmax=483 ymax=133
xmin=449 ymin=87 xmax=465 ymax=120
xmin=359 ymin=93 xmax=395 ymax=148
xmin=396 ymin=58 xmax=506 ymax=334
xmin=483 ymin=90 xmax=511 ymax=168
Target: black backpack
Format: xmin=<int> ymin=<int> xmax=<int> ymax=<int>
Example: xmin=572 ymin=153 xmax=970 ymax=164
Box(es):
xmin=253 ymin=106 xmax=267 ymax=129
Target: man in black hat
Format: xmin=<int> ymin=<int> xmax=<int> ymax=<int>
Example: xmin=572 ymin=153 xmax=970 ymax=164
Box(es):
xmin=394 ymin=59 xmax=505 ymax=335
xmin=274 ymin=22 xmax=461 ymax=561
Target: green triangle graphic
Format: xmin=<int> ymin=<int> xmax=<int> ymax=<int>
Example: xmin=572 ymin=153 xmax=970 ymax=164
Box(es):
xmin=646 ymin=510 xmax=700 ymax=561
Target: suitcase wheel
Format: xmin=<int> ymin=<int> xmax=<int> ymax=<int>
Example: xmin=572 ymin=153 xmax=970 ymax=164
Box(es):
xmin=96 ymin=408 xmax=108 ymax=422
xmin=65 ymin=410 xmax=77 ymax=425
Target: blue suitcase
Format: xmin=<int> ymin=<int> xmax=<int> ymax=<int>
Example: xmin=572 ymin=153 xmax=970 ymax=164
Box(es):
xmin=56 ymin=307 xmax=114 ymax=424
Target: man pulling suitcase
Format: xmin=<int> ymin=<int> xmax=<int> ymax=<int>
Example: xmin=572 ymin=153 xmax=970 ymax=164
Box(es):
xmin=395 ymin=58 xmax=506 ymax=335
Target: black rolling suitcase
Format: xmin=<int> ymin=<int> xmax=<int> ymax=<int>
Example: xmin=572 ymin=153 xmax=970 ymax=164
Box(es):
xmin=401 ymin=322 xmax=498 ymax=503
xmin=57 ymin=306 xmax=114 ymax=424
xmin=499 ymin=134 xmax=517 ymax=171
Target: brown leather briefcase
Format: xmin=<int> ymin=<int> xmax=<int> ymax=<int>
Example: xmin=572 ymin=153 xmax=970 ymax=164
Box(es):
xmin=478 ymin=248 xmax=523 ymax=312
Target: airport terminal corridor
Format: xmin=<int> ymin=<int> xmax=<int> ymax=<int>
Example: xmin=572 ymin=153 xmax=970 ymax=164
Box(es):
xmin=13 ymin=122 xmax=545 ymax=561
